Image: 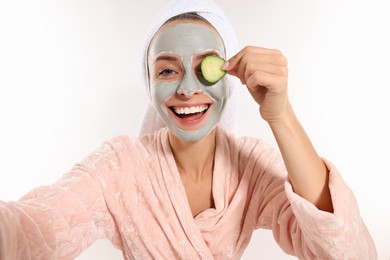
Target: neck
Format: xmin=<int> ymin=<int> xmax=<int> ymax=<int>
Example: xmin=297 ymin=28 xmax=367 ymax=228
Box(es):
xmin=168 ymin=128 xmax=216 ymax=182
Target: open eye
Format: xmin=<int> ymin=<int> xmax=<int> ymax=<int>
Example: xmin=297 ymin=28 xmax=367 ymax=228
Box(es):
xmin=158 ymin=68 xmax=176 ymax=77
xmin=152 ymin=53 xmax=182 ymax=81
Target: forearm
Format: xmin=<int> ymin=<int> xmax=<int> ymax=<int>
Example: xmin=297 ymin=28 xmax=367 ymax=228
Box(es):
xmin=268 ymin=103 xmax=333 ymax=212
xmin=0 ymin=201 xmax=36 ymax=259
xmin=0 ymin=171 xmax=114 ymax=259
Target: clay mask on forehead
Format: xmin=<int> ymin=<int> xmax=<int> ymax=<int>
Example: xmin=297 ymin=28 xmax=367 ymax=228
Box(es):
xmin=148 ymin=22 xmax=228 ymax=142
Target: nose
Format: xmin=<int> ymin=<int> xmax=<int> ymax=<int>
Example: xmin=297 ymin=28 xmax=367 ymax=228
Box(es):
xmin=176 ymin=71 xmax=202 ymax=97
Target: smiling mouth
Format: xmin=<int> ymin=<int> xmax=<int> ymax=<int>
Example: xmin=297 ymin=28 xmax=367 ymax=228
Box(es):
xmin=169 ymin=104 xmax=210 ymax=119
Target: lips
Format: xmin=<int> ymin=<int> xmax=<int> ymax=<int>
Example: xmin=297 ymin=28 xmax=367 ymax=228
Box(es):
xmin=168 ymin=103 xmax=211 ymax=126
xmin=171 ymin=105 xmax=208 ymax=117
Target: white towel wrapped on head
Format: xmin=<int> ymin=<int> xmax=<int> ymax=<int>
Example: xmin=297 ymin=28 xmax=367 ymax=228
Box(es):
xmin=139 ymin=0 xmax=241 ymax=136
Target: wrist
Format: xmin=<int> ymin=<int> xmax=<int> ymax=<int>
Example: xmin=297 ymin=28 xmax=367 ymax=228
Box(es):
xmin=265 ymin=102 xmax=296 ymax=129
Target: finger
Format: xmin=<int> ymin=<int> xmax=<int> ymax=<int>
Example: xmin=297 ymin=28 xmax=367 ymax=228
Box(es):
xmin=225 ymin=46 xmax=288 ymax=84
xmin=232 ymin=55 xmax=255 ymax=85
xmin=224 ymin=46 xmax=262 ymax=72
xmin=246 ymin=71 xmax=270 ymax=93
xmin=246 ymin=71 xmax=284 ymax=93
xmin=224 ymin=51 xmax=244 ymax=75
xmin=236 ymin=55 xmax=250 ymax=83
xmin=247 ymin=84 xmax=268 ymax=105
xmin=223 ymin=46 xmax=269 ymax=73
xmin=244 ymin=62 xmax=286 ymax=83
xmin=223 ymin=56 xmax=246 ymax=84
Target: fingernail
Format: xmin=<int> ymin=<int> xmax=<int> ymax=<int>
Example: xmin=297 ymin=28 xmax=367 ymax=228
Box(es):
xmin=222 ymin=61 xmax=229 ymax=70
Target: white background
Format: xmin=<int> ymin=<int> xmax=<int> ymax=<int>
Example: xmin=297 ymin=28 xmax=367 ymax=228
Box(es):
xmin=0 ymin=0 xmax=389 ymax=259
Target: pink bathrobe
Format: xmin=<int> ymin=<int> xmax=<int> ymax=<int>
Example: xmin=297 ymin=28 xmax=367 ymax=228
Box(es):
xmin=0 ymin=127 xmax=377 ymax=259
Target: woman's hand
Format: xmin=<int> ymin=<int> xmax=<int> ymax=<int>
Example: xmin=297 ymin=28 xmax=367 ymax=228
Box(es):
xmin=223 ymin=46 xmax=289 ymax=123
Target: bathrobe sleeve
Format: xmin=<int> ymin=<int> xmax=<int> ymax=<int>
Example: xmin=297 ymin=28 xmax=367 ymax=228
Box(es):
xmin=0 ymin=137 xmax=126 ymax=260
xmin=254 ymin=146 xmax=377 ymax=259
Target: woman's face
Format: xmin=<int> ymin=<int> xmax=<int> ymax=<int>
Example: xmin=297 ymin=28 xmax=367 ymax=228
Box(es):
xmin=148 ymin=20 xmax=228 ymax=142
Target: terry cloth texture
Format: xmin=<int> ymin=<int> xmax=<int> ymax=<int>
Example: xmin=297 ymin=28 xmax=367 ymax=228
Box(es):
xmin=0 ymin=127 xmax=377 ymax=259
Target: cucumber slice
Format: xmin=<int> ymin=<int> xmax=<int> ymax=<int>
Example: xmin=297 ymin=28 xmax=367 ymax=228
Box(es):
xmin=200 ymin=56 xmax=226 ymax=84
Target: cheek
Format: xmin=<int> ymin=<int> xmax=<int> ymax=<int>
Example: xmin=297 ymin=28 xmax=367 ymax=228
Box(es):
xmin=151 ymin=82 xmax=179 ymax=105
xmin=203 ymin=80 xmax=228 ymax=102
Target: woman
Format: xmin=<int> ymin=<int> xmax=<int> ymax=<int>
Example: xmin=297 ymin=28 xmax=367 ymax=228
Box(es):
xmin=0 ymin=0 xmax=376 ymax=259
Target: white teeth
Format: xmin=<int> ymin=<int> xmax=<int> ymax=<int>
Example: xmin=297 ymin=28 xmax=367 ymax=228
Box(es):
xmin=174 ymin=105 xmax=208 ymax=115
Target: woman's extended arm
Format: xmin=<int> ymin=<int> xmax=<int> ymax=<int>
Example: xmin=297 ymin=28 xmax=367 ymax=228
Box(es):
xmin=0 ymin=138 xmax=123 ymax=259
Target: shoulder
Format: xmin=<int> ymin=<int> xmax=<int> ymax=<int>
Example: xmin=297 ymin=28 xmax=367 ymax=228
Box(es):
xmin=102 ymin=127 xmax=167 ymax=153
xmin=78 ymin=135 xmax=132 ymax=171
xmin=217 ymin=127 xmax=277 ymax=157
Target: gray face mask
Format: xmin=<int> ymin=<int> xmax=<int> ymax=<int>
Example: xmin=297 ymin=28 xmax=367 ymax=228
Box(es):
xmin=148 ymin=23 xmax=228 ymax=142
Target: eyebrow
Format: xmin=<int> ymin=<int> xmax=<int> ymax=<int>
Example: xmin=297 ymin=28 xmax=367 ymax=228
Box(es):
xmin=153 ymin=50 xmax=222 ymax=63
xmin=154 ymin=54 xmax=180 ymax=62
xmin=196 ymin=50 xmax=221 ymax=60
